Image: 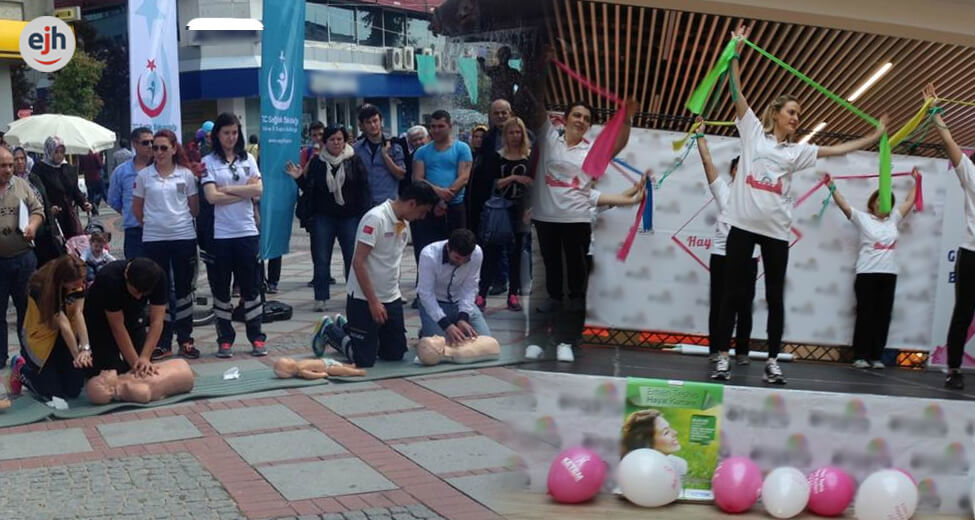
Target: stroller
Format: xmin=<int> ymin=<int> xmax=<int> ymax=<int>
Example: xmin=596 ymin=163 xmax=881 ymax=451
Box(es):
xmin=61 ymin=213 xmax=113 ymax=286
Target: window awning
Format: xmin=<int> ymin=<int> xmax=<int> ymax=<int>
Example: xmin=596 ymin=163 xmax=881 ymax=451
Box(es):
xmin=0 ymin=20 xmax=28 ymax=60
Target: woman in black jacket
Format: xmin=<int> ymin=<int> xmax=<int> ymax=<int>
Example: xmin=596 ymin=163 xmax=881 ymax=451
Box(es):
xmin=31 ymin=136 xmax=91 ymax=240
xmin=286 ymin=125 xmax=370 ymax=311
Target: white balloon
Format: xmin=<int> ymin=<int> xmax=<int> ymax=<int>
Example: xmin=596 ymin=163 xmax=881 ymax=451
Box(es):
xmin=617 ymin=449 xmax=681 ymax=507
xmin=854 ymin=470 xmax=918 ymax=520
xmin=761 ymin=467 xmax=810 ymax=519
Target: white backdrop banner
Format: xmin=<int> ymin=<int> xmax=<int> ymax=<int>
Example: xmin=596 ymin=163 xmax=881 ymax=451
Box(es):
xmin=128 ymin=0 xmax=182 ymax=136
xmin=584 ymin=124 xmax=958 ymax=352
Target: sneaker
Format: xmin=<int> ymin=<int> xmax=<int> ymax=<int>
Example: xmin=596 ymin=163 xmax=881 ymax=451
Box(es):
xmin=525 ymin=344 xmax=544 ymax=360
xmin=307 ymin=280 xmax=314 ymax=287
xmin=312 ymin=315 xmax=331 ymax=357
xmin=216 ymin=343 xmax=233 ymax=358
xmin=329 ymin=276 xmax=337 ymax=285
xmin=764 ymin=359 xmax=786 ymax=385
xmin=9 ymin=354 xmax=24 ymax=396
xmin=711 ymin=355 xmax=731 ymax=380
xmin=178 ymin=341 xmax=201 ymax=359
xmin=475 ymin=295 xmax=486 ymax=310
xmin=556 ymin=343 xmax=575 ymax=362
xmin=151 ymin=347 xmax=173 ymax=361
xmin=251 ymin=340 xmax=268 ymax=357
xmin=852 ymin=359 xmax=870 ymax=369
xmin=335 ymin=314 xmax=347 ymax=330
xmin=871 ymin=360 xmax=885 ymax=370
xmin=489 ymin=283 xmax=507 ymax=296
xmin=266 ymin=283 xmax=278 ymax=294
xmin=736 ymin=354 xmax=750 ymax=366
xmin=507 ymin=294 xmax=522 ymax=312
xmin=946 ymin=371 xmax=965 ymax=390
xmin=313 ymin=300 xmax=326 ymax=312
xmin=321 ymin=317 xmax=349 ymax=355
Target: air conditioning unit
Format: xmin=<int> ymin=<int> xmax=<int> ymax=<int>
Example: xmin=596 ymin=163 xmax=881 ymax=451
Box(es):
xmin=402 ymin=47 xmax=416 ymax=71
xmin=433 ymin=50 xmax=444 ymax=71
xmin=385 ymin=48 xmax=404 ymax=71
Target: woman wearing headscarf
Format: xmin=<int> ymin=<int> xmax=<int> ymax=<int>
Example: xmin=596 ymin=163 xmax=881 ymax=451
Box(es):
xmin=31 ymin=136 xmax=91 ymax=239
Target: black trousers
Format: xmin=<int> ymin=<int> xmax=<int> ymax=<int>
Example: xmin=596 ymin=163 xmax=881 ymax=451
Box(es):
xmin=709 ymin=254 xmax=758 ymax=356
xmin=534 ymin=220 xmax=591 ymax=344
xmin=345 ymin=296 xmax=407 ymax=367
xmin=22 ymin=336 xmax=85 ymax=400
xmin=267 ymin=257 xmax=281 ymax=285
xmin=852 ymin=273 xmax=897 ymax=361
xmin=715 ymin=227 xmax=789 ymax=358
xmin=946 ymin=248 xmax=975 ymax=369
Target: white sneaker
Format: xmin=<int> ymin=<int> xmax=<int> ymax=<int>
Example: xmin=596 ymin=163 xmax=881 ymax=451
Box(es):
xmin=871 ymin=360 xmax=885 ymax=370
xmin=556 ymin=343 xmax=575 ymax=362
xmin=852 ymin=359 xmax=870 ymax=369
xmin=524 ymin=344 xmax=544 ymax=360
xmin=313 ymin=300 xmax=326 ymax=312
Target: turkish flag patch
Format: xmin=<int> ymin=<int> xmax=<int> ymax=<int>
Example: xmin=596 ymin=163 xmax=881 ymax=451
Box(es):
xmin=363 ymin=225 xmax=374 ymax=235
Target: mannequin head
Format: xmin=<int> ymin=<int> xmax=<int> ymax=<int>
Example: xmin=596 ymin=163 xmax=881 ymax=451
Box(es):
xmin=417 ymin=336 xmax=447 ymax=365
xmin=86 ymin=370 xmax=119 ymax=405
xmin=274 ymin=357 xmax=299 ymax=378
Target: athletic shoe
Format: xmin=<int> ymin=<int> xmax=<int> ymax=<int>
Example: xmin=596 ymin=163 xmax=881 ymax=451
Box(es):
xmin=852 ymin=359 xmax=870 ymax=369
xmin=9 ymin=354 xmax=24 ymax=396
xmin=178 ymin=341 xmax=200 ymax=360
xmin=524 ymin=345 xmax=544 ymax=360
xmin=335 ymin=314 xmax=348 ymax=330
xmin=556 ymin=343 xmax=575 ymax=362
xmin=507 ymin=294 xmax=522 ymax=312
xmin=321 ymin=316 xmax=349 ymax=356
xmin=151 ymin=347 xmax=173 ymax=361
xmin=764 ymin=359 xmax=786 ymax=385
xmin=710 ymin=355 xmax=731 ymax=380
xmin=251 ymin=340 xmax=268 ymax=357
xmin=266 ymin=283 xmax=278 ymax=294
xmin=216 ymin=343 xmax=233 ymax=358
xmin=328 ymin=276 xmax=337 ymax=285
xmin=475 ymin=295 xmax=486 ymax=311
xmin=313 ymin=300 xmax=326 ymax=312
xmin=312 ymin=315 xmax=330 ymax=357
xmin=736 ymin=354 xmax=750 ymax=366
xmin=871 ymin=360 xmax=885 ymax=370
xmin=946 ymin=371 xmax=965 ymax=390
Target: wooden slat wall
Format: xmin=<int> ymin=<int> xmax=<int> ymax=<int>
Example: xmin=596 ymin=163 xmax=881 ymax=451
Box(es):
xmin=547 ymin=0 xmax=975 ymax=155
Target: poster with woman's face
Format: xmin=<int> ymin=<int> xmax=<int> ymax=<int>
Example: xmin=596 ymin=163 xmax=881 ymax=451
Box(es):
xmin=622 ymin=378 xmax=724 ymax=501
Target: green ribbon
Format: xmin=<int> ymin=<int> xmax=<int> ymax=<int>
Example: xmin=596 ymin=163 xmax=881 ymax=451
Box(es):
xmin=816 ymin=184 xmax=837 ymax=221
xmin=684 ymin=37 xmax=892 ymax=212
xmin=656 ymin=139 xmax=697 ymax=187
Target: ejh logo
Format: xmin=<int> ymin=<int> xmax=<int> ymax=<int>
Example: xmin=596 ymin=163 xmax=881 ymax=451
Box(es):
xmin=19 ymin=16 xmax=76 ymax=72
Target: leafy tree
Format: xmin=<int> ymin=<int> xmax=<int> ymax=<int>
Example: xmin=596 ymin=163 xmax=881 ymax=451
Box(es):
xmin=9 ymin=63 xmax=35 ymax=112
xmin=48 ymin=50 xmax=106 ymax=120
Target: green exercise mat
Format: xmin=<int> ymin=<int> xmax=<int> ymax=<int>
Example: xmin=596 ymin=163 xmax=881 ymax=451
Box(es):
xmin=326 ymin=345 xmax=523 ymax=382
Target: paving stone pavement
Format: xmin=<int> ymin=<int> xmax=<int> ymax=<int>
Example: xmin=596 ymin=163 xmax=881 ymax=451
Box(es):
xmin=280 ymin=504 xmax=445 ymax=520
xmin=0 ymin=454 xmax=243 ymax=519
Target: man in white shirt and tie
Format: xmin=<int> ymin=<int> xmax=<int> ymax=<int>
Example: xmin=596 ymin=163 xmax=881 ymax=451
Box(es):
xmin=417 ymin=229 xmax=491 ymax=344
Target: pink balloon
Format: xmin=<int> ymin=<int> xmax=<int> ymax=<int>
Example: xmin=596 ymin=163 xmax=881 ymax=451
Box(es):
xmin=712 ymin=457 xmax=763 ymax=513
xmin=547 ymin=446 xmax=607 ymax=504
xmin=807 ymin=467 xmax=856 ymax=517
xmin=894 ymin=468 xmax=917 ymax=485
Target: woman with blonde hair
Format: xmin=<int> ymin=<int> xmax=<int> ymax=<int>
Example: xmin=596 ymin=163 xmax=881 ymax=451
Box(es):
xmin=710 ymin=25 xmax=889 ymax=384
xmin=476 ymin=117 xmax=533 ymax=312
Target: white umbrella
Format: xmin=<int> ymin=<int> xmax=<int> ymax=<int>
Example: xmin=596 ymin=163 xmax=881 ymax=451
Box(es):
xmin=3 ymin=114 xmax=117 ymax=155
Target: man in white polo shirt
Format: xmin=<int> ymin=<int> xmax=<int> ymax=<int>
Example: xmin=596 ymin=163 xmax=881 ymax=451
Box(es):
xmin=417 ymin=229 xmax=491 ymax=344
xmin=316 ymin=181 xmax=440 ymax=367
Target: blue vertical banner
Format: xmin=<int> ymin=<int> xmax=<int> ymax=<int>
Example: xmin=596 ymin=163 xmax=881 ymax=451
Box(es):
xmin=259 ymin=0 xmax=305 ymax=260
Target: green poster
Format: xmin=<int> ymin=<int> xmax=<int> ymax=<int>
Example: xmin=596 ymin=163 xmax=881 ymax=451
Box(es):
xmin=622 ymin=378 xmax=723 ymax=501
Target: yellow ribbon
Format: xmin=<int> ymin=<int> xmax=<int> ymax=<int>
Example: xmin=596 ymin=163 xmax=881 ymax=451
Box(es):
xmin=936 ymin=96 xmax=975 ymax=108
xmin=672 ymin=120 xmax=736 ymax=151
xmin=889 ymin=98 xmax=934 ymax=149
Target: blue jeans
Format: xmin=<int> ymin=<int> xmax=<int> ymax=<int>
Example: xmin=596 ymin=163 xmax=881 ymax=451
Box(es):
xmin=124 ymin=227 xmax=145 ymax=260
xmin=309 ymin=214 xmax=358 ymax=301
xmin=418 ymin=299 xmax=492 ymax=339
xmin=0 ymin=250 xmax=36 ymax=364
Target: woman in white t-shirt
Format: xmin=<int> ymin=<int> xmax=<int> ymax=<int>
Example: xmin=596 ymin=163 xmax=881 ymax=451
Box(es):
xmin=828 ymin=170 xmax=918 ymax=370
xmin=926 ymin=83 xmax=975 ymax=390
xmin=132 ymin=129 xmax=200 ymax=360
xmin=712 ymin=25 xmax=888 ymax=384
xmin=200 ymin=113 xmax=266 ymax=359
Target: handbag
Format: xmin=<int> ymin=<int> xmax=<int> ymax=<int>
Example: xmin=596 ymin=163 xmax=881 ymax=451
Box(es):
xmin=479 ymin=182 xmax=514 ymax=246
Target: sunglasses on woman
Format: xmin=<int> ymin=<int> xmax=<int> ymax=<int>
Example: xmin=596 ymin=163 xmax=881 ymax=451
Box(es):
xmin=229 ymin=161 xmax=240 ymax=181
xmin=152 ymin=145 xmax=170 ymax=152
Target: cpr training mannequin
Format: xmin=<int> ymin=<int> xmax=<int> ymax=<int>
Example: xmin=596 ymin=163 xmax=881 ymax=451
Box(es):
xmin=86 ymin=359 xmax=195 ymax=405
xmin=273 ymin=357 xmax=367 ymax=379
xmin=416 ymin=335 xmax=501 ymax=365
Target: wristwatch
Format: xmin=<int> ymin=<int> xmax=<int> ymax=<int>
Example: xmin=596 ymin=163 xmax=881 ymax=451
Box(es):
xmin=81 ymin=344 xmax=91 ymax=353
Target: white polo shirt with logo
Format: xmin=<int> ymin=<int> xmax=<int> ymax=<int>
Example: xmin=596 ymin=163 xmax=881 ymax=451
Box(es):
xmin=201 ymin=153 xmax=261 ymax=239
xmin=133 ymin=164 xmax=198 ymax=242
xmin=347 ymin=200 xmax=411 ymax=303
xmin=850 ymin=208 xmax=903 ymax=274
xmin=720 ymin=109 xmax=819 ymax=242
xmin=532 ymin=119 xmax=598 ymax=224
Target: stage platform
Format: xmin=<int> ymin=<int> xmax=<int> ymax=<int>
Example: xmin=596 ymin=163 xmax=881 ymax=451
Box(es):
xmin=520 ymin=346 xmax=974 ymax=401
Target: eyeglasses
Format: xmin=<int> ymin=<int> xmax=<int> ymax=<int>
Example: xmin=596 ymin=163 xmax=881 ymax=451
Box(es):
xmin=152 ymin=145 xmax=170 ymax=152
xmin=139 ymin=140 xmax=152 ymax=147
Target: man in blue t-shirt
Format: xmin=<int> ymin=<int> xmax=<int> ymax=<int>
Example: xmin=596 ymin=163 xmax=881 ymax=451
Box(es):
xmin=412 ymin=110 xmax=472 ymax=262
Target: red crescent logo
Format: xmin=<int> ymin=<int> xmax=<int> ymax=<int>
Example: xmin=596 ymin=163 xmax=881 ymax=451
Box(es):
xmin=136 ymin=74 xmax=167 ymax=118
xmin=34 ymin=58 xmax=61 ymax=65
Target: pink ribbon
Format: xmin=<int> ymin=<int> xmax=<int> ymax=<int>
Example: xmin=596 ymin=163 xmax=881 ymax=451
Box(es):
xmin=617 ymin=195 xmax=647 ymax=261
xmin=552 ymin=59 xmax=625 ymax=104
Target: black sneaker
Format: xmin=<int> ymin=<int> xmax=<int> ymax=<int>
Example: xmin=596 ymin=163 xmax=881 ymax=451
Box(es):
xmin=710 ymin=356 xmax=731 ymax=380
xmin=151 ymin=347 xmax=173 ymax=361
xmin=329 ymin=276 xmax=337 ymax=285
xmin=764 ymin=360 xmax=786 ymax=385
xmin=736 ymin=355 xmax=750 ymax=366
xmin=946 ymin=371 xmax=965 ymax=390
xmin=489 ymin=283 xmax=507 ymax=296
